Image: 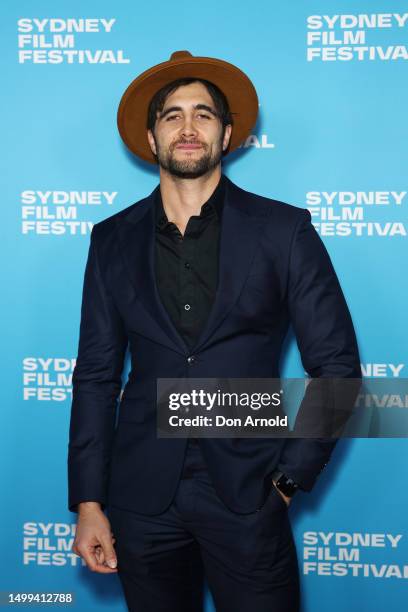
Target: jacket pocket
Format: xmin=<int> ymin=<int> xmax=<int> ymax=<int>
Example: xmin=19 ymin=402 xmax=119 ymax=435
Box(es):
xmin=117 ymin=398 xmax=156 ymax=423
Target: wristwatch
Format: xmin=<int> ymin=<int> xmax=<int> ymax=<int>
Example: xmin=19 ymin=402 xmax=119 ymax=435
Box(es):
xmin=272 ymin=470 xmax=299 ymax=498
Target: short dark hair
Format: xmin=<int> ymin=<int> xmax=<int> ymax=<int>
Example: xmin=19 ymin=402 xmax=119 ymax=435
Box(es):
xmin=146 ymin=77 xmax=233 ymax=134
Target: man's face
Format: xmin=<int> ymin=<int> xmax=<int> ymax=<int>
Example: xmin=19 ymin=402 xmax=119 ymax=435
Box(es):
xmin=147 ymin=81 xmax=232 ymax=178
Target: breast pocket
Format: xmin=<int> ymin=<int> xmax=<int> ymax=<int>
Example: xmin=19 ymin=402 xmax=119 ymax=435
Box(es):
xmin=239 ymin=271 xmax=283 ymax=318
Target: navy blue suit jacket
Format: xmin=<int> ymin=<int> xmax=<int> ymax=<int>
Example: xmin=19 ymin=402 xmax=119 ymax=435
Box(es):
xmin=68 ymin=176 xmax=361 ymax=514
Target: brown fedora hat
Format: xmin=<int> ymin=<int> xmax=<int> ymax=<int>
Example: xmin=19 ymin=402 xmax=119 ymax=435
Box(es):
xmin=117 ymin=50 xmax=259 ymax=164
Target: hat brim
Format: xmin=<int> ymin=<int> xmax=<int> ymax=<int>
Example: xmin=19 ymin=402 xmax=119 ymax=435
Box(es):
xmin=117 ymin=55 xmax=259 ymax=164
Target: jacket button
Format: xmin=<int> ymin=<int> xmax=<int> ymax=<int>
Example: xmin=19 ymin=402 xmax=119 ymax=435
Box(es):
xmin=187 ymin=355 xmax=196 ymax=365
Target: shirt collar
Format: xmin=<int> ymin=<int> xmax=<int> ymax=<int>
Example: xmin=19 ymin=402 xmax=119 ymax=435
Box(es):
xmin=155 ymin=173 xmax=226 ymax=230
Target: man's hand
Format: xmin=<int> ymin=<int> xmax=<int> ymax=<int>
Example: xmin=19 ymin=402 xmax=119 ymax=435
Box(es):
xmin=72 ymin=502 xmax=118 ymax=573
xmin=272 ymin=481 xmax=291 ymax=507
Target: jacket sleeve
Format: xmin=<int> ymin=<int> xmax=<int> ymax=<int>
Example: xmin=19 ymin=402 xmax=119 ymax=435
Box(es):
xmin=67 ymin=225 xmax=128 ymax=512
xmin=277 ymin=209 xmax=362 ymax=491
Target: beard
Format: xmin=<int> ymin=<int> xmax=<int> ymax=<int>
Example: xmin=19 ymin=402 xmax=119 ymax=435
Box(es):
xmin=153 ymin=133 xmax=224 ymax=179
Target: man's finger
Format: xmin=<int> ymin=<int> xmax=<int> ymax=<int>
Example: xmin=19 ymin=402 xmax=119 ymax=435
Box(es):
xmin=77 ymin=544 xmax=118 ymax=573
xmin=100 ymin=534 xmax=118 ymax=569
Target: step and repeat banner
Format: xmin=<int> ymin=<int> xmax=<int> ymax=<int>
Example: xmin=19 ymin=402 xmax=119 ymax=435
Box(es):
xmin=1 ymin=1 xmax=407 ymax=611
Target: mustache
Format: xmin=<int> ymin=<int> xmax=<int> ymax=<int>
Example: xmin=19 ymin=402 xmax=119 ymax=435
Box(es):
xmin=171 ymin=139 xmax=207 ymax=150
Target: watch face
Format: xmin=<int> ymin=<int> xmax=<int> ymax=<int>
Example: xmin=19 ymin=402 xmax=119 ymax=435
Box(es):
xmin=276 ymin=475 xmax=298 ymax=497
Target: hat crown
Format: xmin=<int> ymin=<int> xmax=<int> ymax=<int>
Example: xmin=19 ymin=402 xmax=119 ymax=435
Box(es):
xmin=169 ymin=50 xmax=193 ymax=62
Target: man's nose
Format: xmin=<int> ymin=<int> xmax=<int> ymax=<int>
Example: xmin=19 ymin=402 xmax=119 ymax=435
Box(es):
xmin=180 ymin=116 xmax=198 ymax=138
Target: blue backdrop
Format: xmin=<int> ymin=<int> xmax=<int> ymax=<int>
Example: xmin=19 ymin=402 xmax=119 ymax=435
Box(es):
xmin=1 ymin=1 xmax=407 ymax=610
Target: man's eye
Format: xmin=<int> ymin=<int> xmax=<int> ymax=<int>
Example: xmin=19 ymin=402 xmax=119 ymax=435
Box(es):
xmin=164 ymin=113 xmax=211 ymax=121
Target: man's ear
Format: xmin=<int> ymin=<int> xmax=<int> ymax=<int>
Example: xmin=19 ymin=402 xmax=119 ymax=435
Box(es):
xmin=222 ymin=124 xmax=232 ymax=151
xmin=147 ymin=129 xmax=157 ymax=155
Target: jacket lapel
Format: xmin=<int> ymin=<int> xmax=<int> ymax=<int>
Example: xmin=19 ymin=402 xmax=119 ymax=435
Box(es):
xmin=190 ymin=177 xmax=268 ymax=352
xmin=115 ymin=177 xmax=268 ymax=355
xmin=116 ymin=187 xmax=189 ymax=355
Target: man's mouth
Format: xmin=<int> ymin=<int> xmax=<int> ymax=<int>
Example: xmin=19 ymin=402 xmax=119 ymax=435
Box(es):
xmin=175 ymin=143 xmax=204 ymax=150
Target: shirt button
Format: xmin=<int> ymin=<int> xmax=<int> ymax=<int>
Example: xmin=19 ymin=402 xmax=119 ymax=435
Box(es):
xmin=184 ymin=304 xmax=191 ymax=311
xmin=187 ymin=355 xmax=196 ymax=365
xmin=184 ymin=261 xmax=191 ymax=269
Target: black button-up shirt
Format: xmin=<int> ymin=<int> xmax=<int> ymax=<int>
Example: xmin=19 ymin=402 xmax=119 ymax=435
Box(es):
xmin=154 ymin=174 xmax=226 ymax=351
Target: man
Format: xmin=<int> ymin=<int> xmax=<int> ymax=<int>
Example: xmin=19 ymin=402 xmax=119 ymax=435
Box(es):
xmin=68 ymin=51 xmax=361 ymax=611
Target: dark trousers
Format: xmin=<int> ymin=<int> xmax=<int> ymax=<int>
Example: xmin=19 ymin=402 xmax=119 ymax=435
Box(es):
xmin=107 ymin=440 xmax=300 ymax=612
